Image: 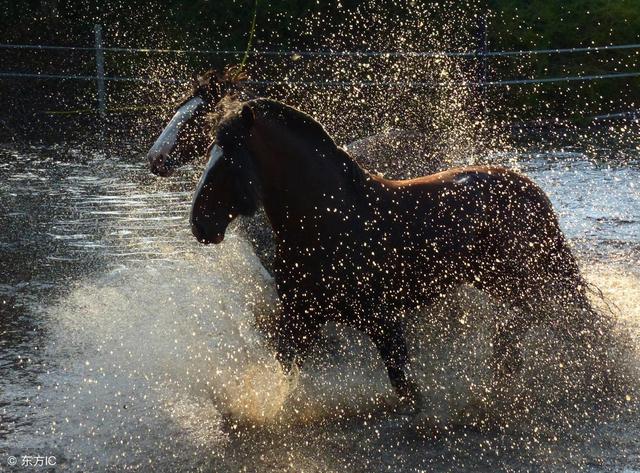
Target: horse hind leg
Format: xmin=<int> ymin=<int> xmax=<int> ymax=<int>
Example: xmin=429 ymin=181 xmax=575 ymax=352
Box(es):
xmin=539 ymin=268 xmax=617 ymax=390
xmin=363 ymin=321 xmax=423 ymax=413
xmin=490 ymin=306 xmax=533 ymax=378
xmin=551 ymin=272 xmax=616 ymax=377
xmin=472 ymin=269 xmax=543 ymax=380
xmin=480 ymin=235 xmax=611 ymax=381
xmin=479 ymin=251 xmax=588 ymax=380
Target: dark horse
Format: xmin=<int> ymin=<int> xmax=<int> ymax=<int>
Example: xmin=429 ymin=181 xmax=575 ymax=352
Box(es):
xmin=191 ymin=98 xmax=602 ymax=409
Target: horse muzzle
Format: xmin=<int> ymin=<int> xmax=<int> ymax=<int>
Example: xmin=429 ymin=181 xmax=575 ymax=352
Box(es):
xmin=148 ymin=153 xmax=175 ymax=177
xmin=191 ymin=220 xmax=225 ymax=245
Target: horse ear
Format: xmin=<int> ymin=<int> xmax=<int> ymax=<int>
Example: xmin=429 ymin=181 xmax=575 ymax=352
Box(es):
xmin=241 ymin=104 xmax=255 ymax=127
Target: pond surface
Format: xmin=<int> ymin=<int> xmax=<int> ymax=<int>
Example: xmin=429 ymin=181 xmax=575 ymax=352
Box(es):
xmin=0 ymin=137 xmax=639 ymax=472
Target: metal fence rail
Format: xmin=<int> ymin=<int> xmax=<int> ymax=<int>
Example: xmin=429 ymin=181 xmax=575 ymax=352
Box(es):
xmin=2 ymin=41 xmax=640 ymax=57
xmin=0 ymin=71 xmax=179 ymax=83
xmin=2 ymin=27 xmax=640 ymax=116
xmin=3 ymin=71 xmax=640 ymax=87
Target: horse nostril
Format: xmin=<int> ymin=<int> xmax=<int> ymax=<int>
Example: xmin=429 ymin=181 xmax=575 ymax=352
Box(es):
xmin=191 ymin=220 xmax=207 ymax=243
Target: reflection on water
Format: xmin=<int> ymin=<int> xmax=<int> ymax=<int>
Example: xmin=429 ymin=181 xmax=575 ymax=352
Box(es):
xmin=0 ymin=140 xmax=639 ymax=471
xmin=520 ymin=152 xmax=640 ymax=264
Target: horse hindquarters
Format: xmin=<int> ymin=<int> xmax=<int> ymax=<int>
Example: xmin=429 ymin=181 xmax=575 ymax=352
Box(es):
xmin=471 ymin=187 xmax=616 ymax=393
xmin=469 ymin=194 xmax=591 ymax=376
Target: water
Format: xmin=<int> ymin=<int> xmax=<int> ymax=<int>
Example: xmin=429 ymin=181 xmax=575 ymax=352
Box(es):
xmin=0 ymin=138 xmax=639 ymax=472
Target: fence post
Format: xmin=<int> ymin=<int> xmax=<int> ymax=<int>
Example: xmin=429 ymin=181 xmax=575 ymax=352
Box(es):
xmin=473 ymin=12 xmax=489 ymax=123
xmin=94 ymin=24 xmax=106 ymax=118
xmin=477 ymin=14 xmax=488 ymax=84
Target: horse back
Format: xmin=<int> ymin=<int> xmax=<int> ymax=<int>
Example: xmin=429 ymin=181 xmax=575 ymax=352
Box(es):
xmin=386 ymin=165 xmax=554 ymax=221
xmin=380 ymin=165 xmax=562 ymax=273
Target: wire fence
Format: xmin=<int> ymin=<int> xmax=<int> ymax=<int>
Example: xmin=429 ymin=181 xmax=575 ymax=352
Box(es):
xmin=2 ymin=26 xmax=640 ymax=118
xmin=4 ymin=71 xmax=640 ymax=87
xmin=3 ymin=40 xmax=640 ymax=57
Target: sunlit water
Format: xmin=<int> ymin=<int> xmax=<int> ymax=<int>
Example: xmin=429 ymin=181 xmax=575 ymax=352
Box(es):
xmin=0 ymin=139 xmax=639 ymax=472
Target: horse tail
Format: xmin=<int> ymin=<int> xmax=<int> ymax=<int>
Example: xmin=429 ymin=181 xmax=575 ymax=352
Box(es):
xmin=546 ymin=232 xmax=622 ymax=387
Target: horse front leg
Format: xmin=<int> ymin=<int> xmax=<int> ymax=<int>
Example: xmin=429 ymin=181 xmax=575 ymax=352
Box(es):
xmin=491 ymin=314 xmax=531 ymax=380
xmin=365 ymin=322 xmax=422 ymax=413
xmin=271 ymin=306 xmax=323 ymax=374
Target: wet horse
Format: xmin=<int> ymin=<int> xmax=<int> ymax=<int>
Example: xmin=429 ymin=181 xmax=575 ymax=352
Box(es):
xmin=147 ymin=67 xmax=248 ymax=176
xmin=146 ymin=68 xmax=443 ymax=180
xmin=190 ymin=98 xmax=602 ymax=409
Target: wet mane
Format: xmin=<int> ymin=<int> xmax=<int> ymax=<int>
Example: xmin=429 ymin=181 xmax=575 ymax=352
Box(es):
xmin=191 ymin=65 xmax=248 ymax=98
xmin=175 ymin=65 xmax=249 ymax=110
xmin=217 ymin=98 xmax=367 ymax=185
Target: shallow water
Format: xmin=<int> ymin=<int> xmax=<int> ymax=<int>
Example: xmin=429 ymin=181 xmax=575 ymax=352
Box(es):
xmin=0 ymin=138 xmax=639 ymax=472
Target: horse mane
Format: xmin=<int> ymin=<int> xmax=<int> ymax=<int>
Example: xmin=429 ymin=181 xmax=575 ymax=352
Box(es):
xmin=190 ymin=65 xmax=248 ymax=99
xmin=217 ymin=98 xmax=368 ymax=186
xmin=175 ymin=65 xmax=249 ymax=111
xmin=177 ymin=65 xmax=254 ymax=141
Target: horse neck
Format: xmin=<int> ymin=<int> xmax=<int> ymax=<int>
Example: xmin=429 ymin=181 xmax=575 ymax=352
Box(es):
xmin=249 ymin=125 xmax=370 ymax=242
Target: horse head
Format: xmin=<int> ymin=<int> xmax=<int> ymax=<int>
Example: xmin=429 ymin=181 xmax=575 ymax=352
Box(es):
xmin=190 ymin=104 xmax=260 ymax=244
xmin=189 ymin=99 xmax=366 ymax=244
xmin=147 ymin=67 xmax=247 ymax=177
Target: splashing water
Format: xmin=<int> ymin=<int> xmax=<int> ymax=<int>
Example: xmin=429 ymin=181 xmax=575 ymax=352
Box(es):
xmin=1 ymin=139 xmax=639 ymax=471
xmin=2 ymin=1 xmax=640 ymax=470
